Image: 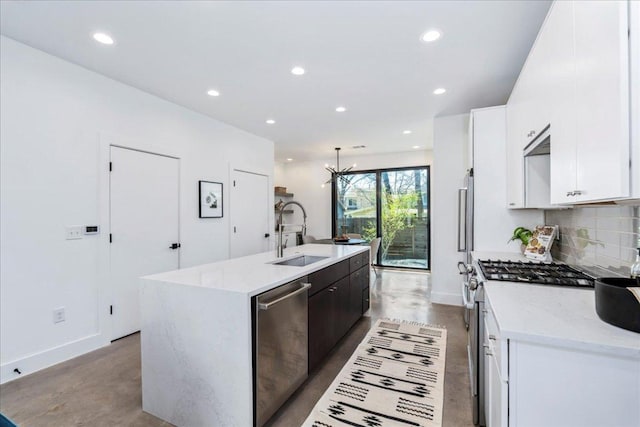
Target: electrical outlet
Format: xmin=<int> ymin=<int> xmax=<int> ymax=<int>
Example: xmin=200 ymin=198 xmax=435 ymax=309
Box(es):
xmin=65 ymin=226 xmax=83 ymax=240
xmin=53 ymin=307 xmax=65 ymax=323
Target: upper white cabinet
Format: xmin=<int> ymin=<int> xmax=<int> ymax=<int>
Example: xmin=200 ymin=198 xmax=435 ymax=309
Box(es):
xmin=542 ymin=1 xmax=578 ymax=205
xmin=558 ymin=0 xmax=630 ymax=203
xmin=508 ymin=0 xmax=633 ymax=206
xmin=506 ymin=0 xmax=574 ymax=208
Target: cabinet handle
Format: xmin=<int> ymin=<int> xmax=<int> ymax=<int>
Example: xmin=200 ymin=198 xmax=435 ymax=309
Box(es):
xmin=527 ymin=130 xmax=536 ymax=138
xmin=508 ymin=202 xmax=515 ymax=206
xmin=482 ymin=309 xmax=488 ymax=313
xmin=566 ymin=191 xmax=574 ymax=197
xmin=573 ymin=190 xmax=582 ymax=196
xmin=489 ymin=335 xmax=496 ymax=340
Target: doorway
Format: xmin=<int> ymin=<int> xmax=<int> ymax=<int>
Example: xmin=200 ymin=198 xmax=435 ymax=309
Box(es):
xmin=333 ymin=166 xmax=430 ymax=269
xmin=109 ymin=146 xmax=180 ymax=340
xmin=230 ymin=169 xmax=271 ymax=258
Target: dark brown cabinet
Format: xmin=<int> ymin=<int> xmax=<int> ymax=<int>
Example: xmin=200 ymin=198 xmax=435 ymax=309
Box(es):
xmin=308 ymin=283 xmax=333 ymax=371
xmin=348 ymin=265 xmax=369 ymax=326
xmin=308 ymin=251 xmax=370 ymax=371
xmin=308 ymin=276 xmax=350 ymax=370
xmin=362 ymin=287 xmax=370 ymax=313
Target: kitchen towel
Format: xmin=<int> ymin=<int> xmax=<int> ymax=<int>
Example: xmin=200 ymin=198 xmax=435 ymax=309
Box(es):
xmin=303 ymin=318 xmax=447 ymax=427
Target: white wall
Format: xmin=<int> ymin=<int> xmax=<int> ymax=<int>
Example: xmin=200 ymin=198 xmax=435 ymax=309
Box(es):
xmin=0 ymin=36 xmax=274 ymax=383
xmin=274 ymin=150 xmax=433 ymax=239
xmin=431 ymin=113 xmax=470 ymax=306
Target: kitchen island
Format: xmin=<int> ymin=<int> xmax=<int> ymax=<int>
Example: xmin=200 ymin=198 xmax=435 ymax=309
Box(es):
xmin=472 ymin=251 xmax=640 ymax=427
xmin=139 ymin=243 xmax=370 ymax=427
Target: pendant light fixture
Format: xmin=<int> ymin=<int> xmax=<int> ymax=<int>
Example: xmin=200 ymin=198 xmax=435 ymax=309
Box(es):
xmin=325 ymin=147 xmax=353 ymax=184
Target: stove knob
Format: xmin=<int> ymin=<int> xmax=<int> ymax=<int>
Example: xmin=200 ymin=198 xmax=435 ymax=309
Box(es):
xmin=458 ymin=262 xmax=474 ymax=275
xmin=469 ymin=277 xmax=479 ymax=290
xmin=457 ymin=262 xmax=467 ymax=274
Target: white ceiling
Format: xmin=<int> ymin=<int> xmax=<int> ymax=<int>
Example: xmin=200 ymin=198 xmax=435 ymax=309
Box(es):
xmin=0 ymin=0 xmax=551 ymax=162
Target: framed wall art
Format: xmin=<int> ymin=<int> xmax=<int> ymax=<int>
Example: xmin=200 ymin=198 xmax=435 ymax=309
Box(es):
xmin=199 ymin=181 xmax=223 ymax=218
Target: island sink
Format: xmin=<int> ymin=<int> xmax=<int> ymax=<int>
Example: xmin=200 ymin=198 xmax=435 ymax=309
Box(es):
xmin=271 ymin=255 xmax=328 ymax=267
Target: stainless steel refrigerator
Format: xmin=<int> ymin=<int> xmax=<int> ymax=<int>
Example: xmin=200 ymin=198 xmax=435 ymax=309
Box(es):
xmin=458 ymin=168 xmax=474 ymax=328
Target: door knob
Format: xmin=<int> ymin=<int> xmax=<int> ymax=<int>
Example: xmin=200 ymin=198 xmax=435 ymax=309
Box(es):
xmin=169 ymin=243 xmax=181 ymax=250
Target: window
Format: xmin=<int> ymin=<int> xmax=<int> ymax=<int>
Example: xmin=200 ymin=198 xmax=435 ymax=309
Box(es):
xmin=332 ymin=166 xmax=430 ymax=270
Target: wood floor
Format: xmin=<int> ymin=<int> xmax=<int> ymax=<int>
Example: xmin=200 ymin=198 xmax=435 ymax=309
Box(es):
xmin=0 ymin=270 xmax=473 ymax=427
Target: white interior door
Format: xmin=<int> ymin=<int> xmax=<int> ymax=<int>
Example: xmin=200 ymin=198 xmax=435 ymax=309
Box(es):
xmin=230 ymin=170 xmax=270 ymax=258
xmin=110 ymin=146 xmax=180 ymax=340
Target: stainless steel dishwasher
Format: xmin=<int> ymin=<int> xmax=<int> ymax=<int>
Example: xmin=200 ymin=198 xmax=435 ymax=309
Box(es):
xmin=255 ymin=276 xmax=310 ymax=426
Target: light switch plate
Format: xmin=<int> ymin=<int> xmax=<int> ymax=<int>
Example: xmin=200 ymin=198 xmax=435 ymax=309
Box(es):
xmin=65 ymin=226 xmax=83 ymax=240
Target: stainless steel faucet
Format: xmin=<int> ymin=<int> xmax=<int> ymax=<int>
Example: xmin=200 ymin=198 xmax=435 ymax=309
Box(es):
xmin=277 ymin=201 xmax=307 ymax=257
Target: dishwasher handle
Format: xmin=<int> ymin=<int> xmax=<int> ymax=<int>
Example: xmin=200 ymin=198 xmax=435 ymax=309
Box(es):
xmin=258 ymin=282 xmax=311 ymax=310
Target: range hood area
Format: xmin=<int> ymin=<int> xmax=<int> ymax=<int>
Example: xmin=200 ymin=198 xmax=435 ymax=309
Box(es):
xmin=522 ymin=124 xmax=553 ymax=208
xmin=523 ymin=125 xmax=550 ymax=157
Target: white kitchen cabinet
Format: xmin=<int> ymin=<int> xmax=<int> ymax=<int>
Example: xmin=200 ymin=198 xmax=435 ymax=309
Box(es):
xmin=509 ymin=1 xmax=632 ymax=205
xmin=484 ymin=314 xmax=640 ymax=427
xmin=542 ymin=0 xmax=577 ymax=205
xmin=505 ymin=90 xmax=525 ymax=208
xmin=483 ymin=282 xmax=640 ymax=427
xmin=552 ymin=0 xmax=630 ymax=204
xmin=483 ymin=301 xmax=508 ymax=427
xmin=508 ymin=341 xmax=639 ymax=427
xmin=506 ymin=0 xmax=573 ymax=208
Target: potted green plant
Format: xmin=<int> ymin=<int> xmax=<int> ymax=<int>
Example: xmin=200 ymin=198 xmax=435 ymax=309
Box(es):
xmin=509 ymin=227 xmax=533 ymax=253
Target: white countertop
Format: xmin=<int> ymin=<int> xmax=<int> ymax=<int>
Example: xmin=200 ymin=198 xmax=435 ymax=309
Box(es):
xmin=471 ymin=251 xmax=640 ymax=358
xmin=485 ymin=281 xmax=640 ymax=357
xmin=142 ymin=243 xmax=369 ymax=297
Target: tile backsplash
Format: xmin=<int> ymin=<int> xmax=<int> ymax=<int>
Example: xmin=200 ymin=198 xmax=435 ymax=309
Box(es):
xmin=544 ymin=205 xmax=640 ymax=277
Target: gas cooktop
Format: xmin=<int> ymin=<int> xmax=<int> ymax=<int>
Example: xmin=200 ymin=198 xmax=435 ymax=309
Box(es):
xmin=477 ymin=260 xmax=595 ymax=288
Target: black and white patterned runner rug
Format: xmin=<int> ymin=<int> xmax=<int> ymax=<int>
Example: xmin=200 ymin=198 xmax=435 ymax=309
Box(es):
xmin=303 ymin=319 xmax=447 ymax=427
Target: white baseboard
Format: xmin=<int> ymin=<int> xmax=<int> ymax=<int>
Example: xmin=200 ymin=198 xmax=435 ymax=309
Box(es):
xmin=431 ymin=291 xmax=463 ymax=306
xmin=1 ymin=333 xmax=108 ymax=384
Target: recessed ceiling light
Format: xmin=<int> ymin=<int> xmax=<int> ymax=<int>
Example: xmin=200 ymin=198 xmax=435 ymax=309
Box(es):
xmin=266 ymin=119 xmax=276 ymax=125
xmin=403 ymin=130 xmax=412 ymax=135
xmin=286 ymin=158 xmax=293 ymax=162
xmin=335 ymin=106 xmax=347 ymax=113
xmin=207 ymin=89 xmax=220 ymax=97
xmin=433 ymin=88 xmax=446 ymax=95
xmin=93 ymin=32 xmax=114 ymax=45
xmin=291 ymin=66 xmax=305 ymax=76
xmin=421 ymin=30 xmax=441 ymax=43
xmin=413 ymin=145 xmax=421 ymax=149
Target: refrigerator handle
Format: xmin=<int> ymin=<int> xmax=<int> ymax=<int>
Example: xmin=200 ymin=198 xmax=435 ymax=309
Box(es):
xmin=457 ymin=188 xmax=467 ymax=252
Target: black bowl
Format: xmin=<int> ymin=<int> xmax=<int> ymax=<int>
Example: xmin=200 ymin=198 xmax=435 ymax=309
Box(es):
xmin=595 ymin=278 xmax=640 ymax=333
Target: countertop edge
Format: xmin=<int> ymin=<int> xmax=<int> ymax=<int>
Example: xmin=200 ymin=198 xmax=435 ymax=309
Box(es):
xmin=140 ymin=244 xmax=370 ymax=297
